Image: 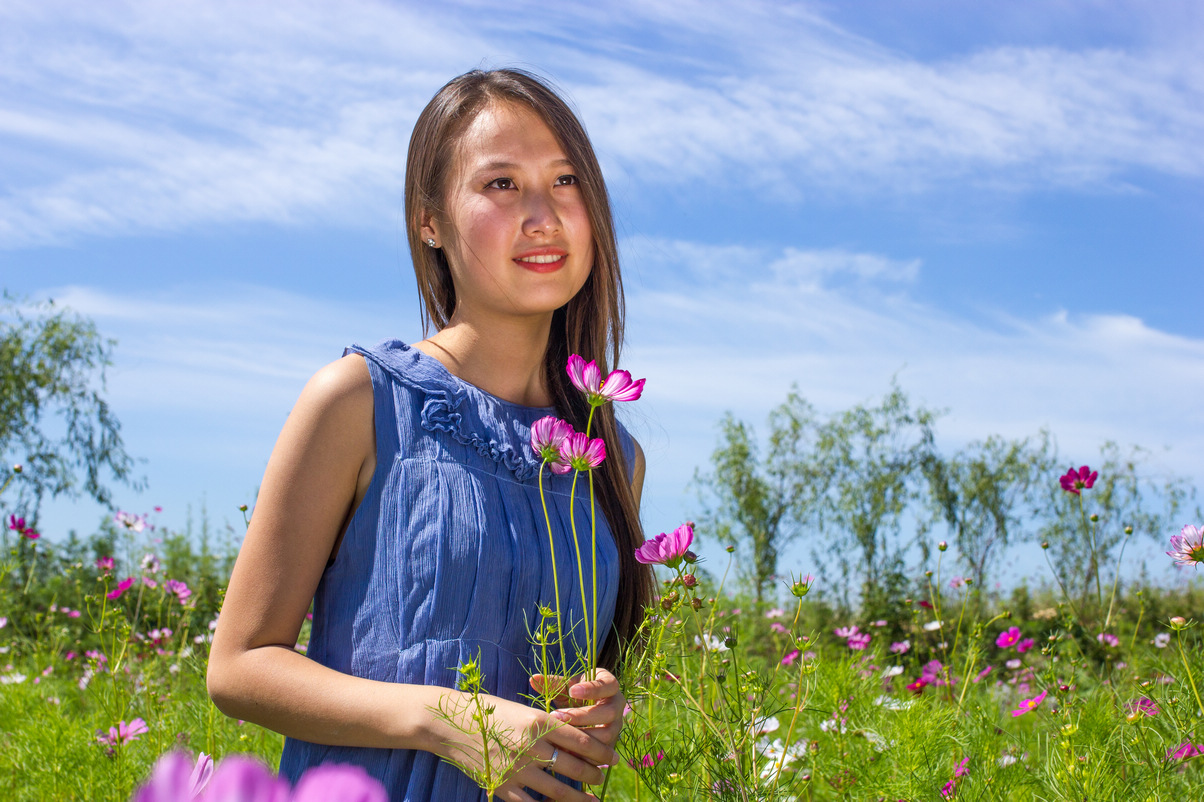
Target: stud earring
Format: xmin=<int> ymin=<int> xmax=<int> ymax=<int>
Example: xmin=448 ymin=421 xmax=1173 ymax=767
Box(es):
xmin=425 ymin=238 xmax=437 ymax=248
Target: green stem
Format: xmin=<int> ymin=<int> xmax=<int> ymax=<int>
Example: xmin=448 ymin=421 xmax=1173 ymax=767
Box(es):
xmin=538 ymin=464 xmax=567 ymax=676
xmin=584 ymin=406 xmax=598 ymax=676
xmin=1176 ymin=632 xmax=1204 ymax=717
xmin=568 ymin=468 xmax=592 ymax=676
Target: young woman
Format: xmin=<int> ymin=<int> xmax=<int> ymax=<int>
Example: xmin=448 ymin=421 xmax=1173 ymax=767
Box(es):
xmin=207 ymin=69 xmax=653 ymax=801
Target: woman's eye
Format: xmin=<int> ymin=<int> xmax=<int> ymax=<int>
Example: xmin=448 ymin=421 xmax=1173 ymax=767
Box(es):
xmin=487 ymin=177 xmax=515 ymax=190
xmin=556 ymin=174 xmax=579 ymax=186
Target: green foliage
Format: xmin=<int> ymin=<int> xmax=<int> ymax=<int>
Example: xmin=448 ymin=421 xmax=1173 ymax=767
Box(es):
xmin=1 ymin=293 xmax=138 ymax=515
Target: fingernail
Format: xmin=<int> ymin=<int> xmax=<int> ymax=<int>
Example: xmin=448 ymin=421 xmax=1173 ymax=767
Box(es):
xmin=551 ymin=710 xmax=570 ymax=721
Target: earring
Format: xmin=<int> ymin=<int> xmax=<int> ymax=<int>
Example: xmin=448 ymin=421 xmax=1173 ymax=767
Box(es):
xmin=425 ymin=238 xmax=437 ymax=248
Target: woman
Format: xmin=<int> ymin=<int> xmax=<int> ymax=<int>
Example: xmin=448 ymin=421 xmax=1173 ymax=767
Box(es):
xmin=207 ymin=69 xmax=653 ymax=801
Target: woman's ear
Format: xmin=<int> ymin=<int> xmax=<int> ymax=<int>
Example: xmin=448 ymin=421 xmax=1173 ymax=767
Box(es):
xmin=419 ymin=209 xmax=442 ymax=249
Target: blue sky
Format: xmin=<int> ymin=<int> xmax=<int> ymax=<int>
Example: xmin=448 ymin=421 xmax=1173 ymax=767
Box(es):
xmin=2 ymin=0 xmax=1201 ymax=583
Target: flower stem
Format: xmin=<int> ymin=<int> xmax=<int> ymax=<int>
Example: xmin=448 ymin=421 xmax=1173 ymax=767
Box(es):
xmin=1176 ymin=631 xmax=1204 ymax=718
xmin=568 ymin=468 xmax=592 ymax=675
xmin=538 ymin=464 xmax=567 ymax=675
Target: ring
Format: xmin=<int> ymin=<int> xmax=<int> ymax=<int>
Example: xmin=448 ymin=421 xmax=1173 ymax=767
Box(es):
xmin=546 ymin=747 xmax=560 ymax=772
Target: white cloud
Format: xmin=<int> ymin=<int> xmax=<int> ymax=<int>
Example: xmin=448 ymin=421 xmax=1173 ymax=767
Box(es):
xmin=1 ymin=0 xmax=1202 ymax=246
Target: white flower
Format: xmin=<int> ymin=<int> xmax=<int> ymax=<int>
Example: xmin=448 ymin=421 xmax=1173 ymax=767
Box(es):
xmin=874 ymin=695 xmax=913 ymax=711
xmin=882 ymin=665 xmax=904 ymax=678
xmin=1153 ymin=632 xmax=1171 ymax=648
xmin=997 ymin=754 xmax=1018 ymax=767
xmin=758 ymin=737 xmax=808 ymax=780
xmin=923 ymin=620 xmax=943 ymax=632
xmin=0 ymin=673 xmax=26 ymax=685
xmin=695 ymin=633 xmax=728 ymax=653
xmin=862 ymin=730 xmax=893 ymax=752
xmin=819 ymin=717 xmax=847 ymax=734
xmin=753 ymin=715 xmax=780 ymax=735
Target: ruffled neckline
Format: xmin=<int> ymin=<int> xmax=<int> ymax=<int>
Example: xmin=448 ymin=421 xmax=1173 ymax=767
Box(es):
xmin=346 ymin=339 xmax=554 ymax=481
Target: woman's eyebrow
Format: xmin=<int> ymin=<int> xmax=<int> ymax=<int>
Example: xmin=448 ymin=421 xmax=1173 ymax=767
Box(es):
xmin=472 ymin=158 xmax=575 ymax=172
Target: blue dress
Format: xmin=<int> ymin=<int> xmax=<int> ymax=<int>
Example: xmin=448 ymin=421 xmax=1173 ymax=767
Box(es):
xmin=279 ymin=339 xmax=627 ymax=800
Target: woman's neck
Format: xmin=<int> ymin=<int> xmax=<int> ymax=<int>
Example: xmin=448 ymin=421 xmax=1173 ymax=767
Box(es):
xmin=414 ymin=315 xmax=555 ymax=408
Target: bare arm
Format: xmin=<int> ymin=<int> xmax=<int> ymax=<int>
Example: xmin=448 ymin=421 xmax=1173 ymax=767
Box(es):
xmin=207 ymin=355 xmax=615 ymax=800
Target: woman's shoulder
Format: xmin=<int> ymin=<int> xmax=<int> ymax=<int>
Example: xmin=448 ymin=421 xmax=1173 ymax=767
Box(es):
xmin=293 ymin=353 xmax=374 ymax=433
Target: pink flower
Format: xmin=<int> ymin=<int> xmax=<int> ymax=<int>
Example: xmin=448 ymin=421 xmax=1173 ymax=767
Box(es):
xmin=889 ymin=640 xmax=910 ymax=655
xmin=7 ymin=514 xmax=24 ymax=532
xmin=769 ymin=622 xmax=788 ymax=634
xmin=115 ymin=510 xmax=147 ymax=532
xmin=529 ymin=416 xmax=574 ymax=475
xmin=995 ymin=626 xmax=1020 ymax=649
xmin=847 ymin=633 xmax=872 ymax=651
xmin=1059 ymin=465 xmax=1097 ymax=494
xmin=96 ymin=556 xmax=114 ymax=573
xmin=1126 ymin=697 xmax=1159 ymax=717
xmin=1096 ymin=632 xmax=1119 ymax=648
xmin=781 ymin=649 xmax=800 ymax=666
xmin=949 ymin=576 xmax=966 ymax=589
xmin=566 ymin=354 xmax=645 ymax=406
xmin=1010 ymin=690 xmax=1048 ymax=717
xmin=559 ymin=431 xmax=606 ymax=471
xmin=906 ymin=677 xmax=928 ymax=695
xmin=165 ymin=579 xmax=192 ymax=604
xmin=973 ymin=666 xmax=993 ymax=683
xmin=107 ymin=577 xmax=135 ymax=601
xmin=1016 ymin=638 xmax=1034 ymax=654
xmin=634 ymin=522 xmax=694 ymax=569
xmin=834 ymin=625 xmax=860 ymax=639
xmin=96 ymin=717 xmax=148 ymax=746
xmin=1167 ymin=742 xmax=1204 ymax=761
xmin=1167 ymin=524 xmax=1204 ymax=567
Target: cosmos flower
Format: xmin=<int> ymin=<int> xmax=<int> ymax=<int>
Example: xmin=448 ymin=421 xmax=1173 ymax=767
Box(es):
xmin=1011 ymin=690 xmax=1048 ymax=717
xmin=107 ymin=577 xmax=135 ymax=601
xmin=559 ymin=432 xmax=606 ymax=471
xmin=889 ymin=640 xmax=910 ymax=655
xmin=996 ymin=626 xmax=1021 ymax=649
xmin=566 ymin=354 xmax=645 ymax=406
xmin=96 ymin=717 xmax=148 ymax=746
xmin=1059 ymin=465 xmax=1097 ymax=495
xmin=635 ymin=522 xmax=694 ymax=568
xmin=1167 ymin=524 xmax=1204 ymax=567
xmin=529 ymin=416 xmax=574 ymax=475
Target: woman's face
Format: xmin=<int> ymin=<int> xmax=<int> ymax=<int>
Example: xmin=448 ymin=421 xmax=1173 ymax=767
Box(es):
xmin=424 ymin=101 xmax=594 ymax=325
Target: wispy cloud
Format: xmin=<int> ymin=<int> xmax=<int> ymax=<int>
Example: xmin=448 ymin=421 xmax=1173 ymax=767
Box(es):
xmin=620 ymin=238 xmax=1204 ymax=525
xmin=2 ymin=0 xmax=1202 ymax=246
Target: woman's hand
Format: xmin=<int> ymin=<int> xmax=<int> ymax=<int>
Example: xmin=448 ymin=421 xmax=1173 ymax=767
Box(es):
xmin=530 ymin=668 xmax=626 ymax=750
xmin=428 ymin=690 xmax=614 ymax=802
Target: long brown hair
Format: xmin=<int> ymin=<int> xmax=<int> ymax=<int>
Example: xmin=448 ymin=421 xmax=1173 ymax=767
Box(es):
xmin=405 ymin=68 xmax=652 ymax=672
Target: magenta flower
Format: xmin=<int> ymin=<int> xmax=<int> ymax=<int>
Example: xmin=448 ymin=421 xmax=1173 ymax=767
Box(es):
xmin=1167 ymin=742 xmax=1204 ymax=761
xmin=995 ymin=626 xmax=1020 ymax=649
xmin=834 ymin=625 xmax=860 ymax=639
xmin=7 ymin=514 xmax=24 ymax=532
xmin=634 ymin=522 xmax=694 ymax=569
xmin=132 ymin=751 xmax=213 ymax=801
xmin=847 ymin=632 xmax=872 ymax=651
xmin=1096 ymin=632 xmax=1119 ymax=647
xmin=1126 ymin=697 xmax=1159 ymax=717
xmin=134 ymin=753 xmax=391 ymax=802
xmin=559 ymin=431 xmax=606 ymax=471
xmin=96 ymin=556 xmax=114 ymax=573
xmin=96 ymin=717 xmax=148 ymax=746
xmin=1016 ymin=637 xmax=1034 ymax=654
xmin=107 ymin=577 xmax=135 ymax=601
xmin=781 ymin=649 xmax=800 ymax=666
xmin=1059 ymin=465 xmax=1097 ymax=494
xmin=530 ymin=416 xmax=574 ymax=474
xmin=889 ymin=640 xmax=910 ymax=655
xmin=164 ymin=579 xmax=192 ymax=604
xmin=566 ymin=354 xmax=645 ymax=406
xmin=1167 ymin=524 xmax=1204 ymax=567
xmin=1010 ymin=690 xmax=1048 ymax=717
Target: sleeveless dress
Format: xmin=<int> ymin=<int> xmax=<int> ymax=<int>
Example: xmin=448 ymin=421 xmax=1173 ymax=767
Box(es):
xmin=278 ymin=339 xmax=628 ymax=801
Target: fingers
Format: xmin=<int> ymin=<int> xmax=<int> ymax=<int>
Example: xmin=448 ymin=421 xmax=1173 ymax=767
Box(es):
xmin=545 ymin=716 xmax=618 ymax=770
xmin=567 ymin=668 xmax=618 ymax=702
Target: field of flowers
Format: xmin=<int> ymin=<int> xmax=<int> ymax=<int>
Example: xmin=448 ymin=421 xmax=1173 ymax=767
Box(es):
xmin=2 ymin=463 xmax=1204 ymax=800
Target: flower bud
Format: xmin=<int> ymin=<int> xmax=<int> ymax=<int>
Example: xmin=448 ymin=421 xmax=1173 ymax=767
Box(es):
xmin=724 ymin=635 xmax=737 ymax=649
xmin=1089 ymin=513 xmax=1099 ymax=522
xmin=691 ymin=598 xmax=703 ymax=611
xmin=1124 ymin=525 xmax=1133 ymax=535
xmin=1170 ymin=616 xmax=1188 ymax=630
xmin=964 ymin=578 xmax=973 ymax=586
xmin=683 ymin=550 xmax=698 ymax=564
xmin=660 ymin=591 xmax=679 ymax=611
xmin=1041 ymin=541 xmax=1049 ymax=550
xmin=11 ymin=464 xmax=21 ymax=474
xmin=925 ymin=570 xmax=933 ymax=578
xmin=725 ymin=545 xmax=735 ymax=553
xmin=239 ymin=504 xmax=248 ymax=512
xmin=1059 ymin=684 xmax=1070 ymax=692
xmin=681 ymin=573 xmax=698 ymax=588
xmin=938 ymin=541 xmax=947 ymax=552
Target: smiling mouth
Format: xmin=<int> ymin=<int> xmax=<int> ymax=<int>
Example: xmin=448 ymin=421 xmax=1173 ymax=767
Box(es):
xmin=515 ymin=253 xmax=567 ymax=272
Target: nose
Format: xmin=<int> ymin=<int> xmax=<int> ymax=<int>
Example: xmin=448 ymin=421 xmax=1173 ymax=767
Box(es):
xmin=522 ymin=189 xmax=561 ymax=238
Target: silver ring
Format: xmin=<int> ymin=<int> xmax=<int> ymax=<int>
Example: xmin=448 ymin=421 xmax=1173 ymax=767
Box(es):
xmin=547 ymin=747 xmax=560 ymax=772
